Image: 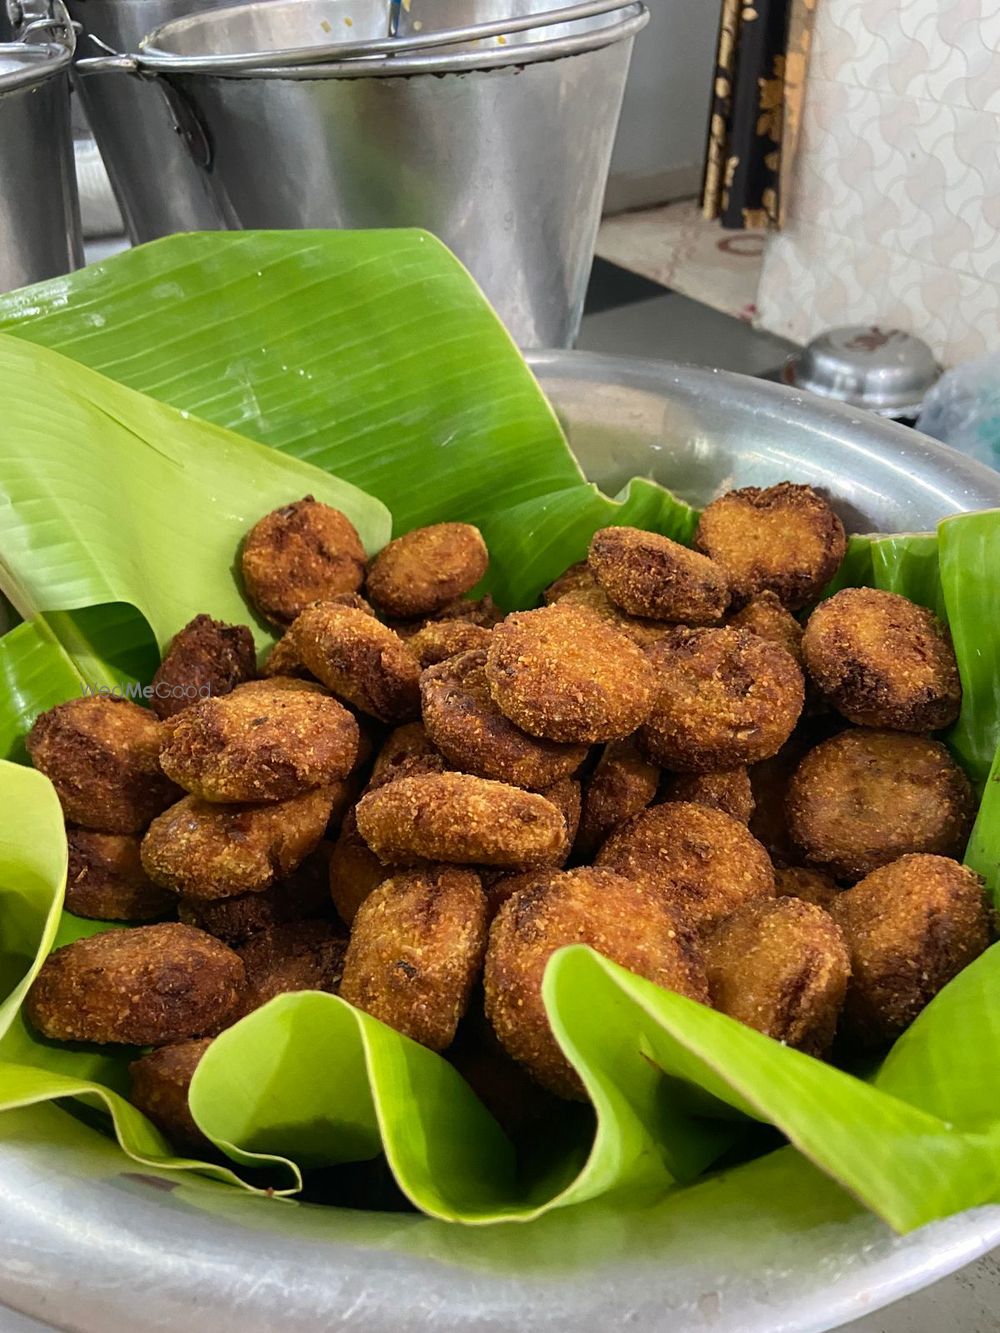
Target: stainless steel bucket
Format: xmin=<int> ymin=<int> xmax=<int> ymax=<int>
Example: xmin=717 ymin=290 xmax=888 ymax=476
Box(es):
xmin=75 ymin=0 xmax=648 ymax=347
xmin=0 ymin=16 xmax=82 ymax=291
xmin=66 ymin=0 xmax=234 ymax=241
xmin=1 ymin=352 xmax=1000 ymax=1333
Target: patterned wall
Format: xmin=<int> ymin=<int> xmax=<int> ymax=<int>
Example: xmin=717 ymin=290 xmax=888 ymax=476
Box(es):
xmin=755 ymin=0 xmax=1000 ymax=365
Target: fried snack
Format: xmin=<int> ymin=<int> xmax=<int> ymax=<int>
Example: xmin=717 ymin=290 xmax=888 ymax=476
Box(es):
xmin=704 ymin=897 xmax=850 ymax=1055
xmin=575 ymin=736 xmax=660 ymax=860
xmin=285 ymin=603 xmax=420 ymax=723
xmin=25 ymin=923 xmax=245 ymax=1045
xmin=485 ymin=604 xmax=656 ymax=744
xmin=407 ymin=620 xmax=492 ymax=669
xmin=484 ymin=867 xmax=710 ymax=1097
xmin=328 ymin=809 xmax=389 ymax=925
xmin=555 ymin=586 xmax=672 ymax=649
xmin=141 ymin=786 xmax=335 ymax=899
xmin=339 ymin=866 xmax=488 ymax=1050
xmin=366 ymin=523 xmax=489 ymax=619
xmin=483 ymin=868 xmax=550 ymax=922
xmin=260 ymin=634 xmax=312 ymax=679
xmin=664 ymin=768 xmax=754 ymax=824
xmin=543 ymin=562 xmax=598 ymax=604
xmin=830 ymin=854 xmax=991 ymax=1044
xmin=159 ymin=684 xmax=359 ymax=803
xmin=747 ymin=727 xmax=822 ymax=867
xmin=638 ymin=627 xmax=804 ymax=772
xmin=240 ymin=672 xmax=325 ymax=694
xmin=421 ymin=649 xmax=588 ymax=790
xmin=775 ymin=865 xmax=840 ymax=910
xmin=596 ymin=801 xmax=775 ymax=933
xmin=430 ymin=594 xmax=503 ymax=627
xmin=366 ymin=722 xmax=446 ymax=791
xmin=150 ymin=615 xmax=257 ymax=721
xmin=543 ymin=777 xmax=582 ymax=866
xmin=179 ymin=843 xmax=334 ymax=944
xmin=238 ymin=920 xmax=347 ymax=1008
xmin=240 ymin=497 xmax=367 ymax=627
xmin=356 ymin=772 xmax=567 ymax=868
xmin=26 ymin=696 xmax=179 ymax=834
xmin=129 ymin=1038 xmax=214 ymax=1151
xmin=588 ymin=526 xmax=730 ymax=625
xmin=694 ymin=482 xmax=846 ymax=609
xmin=65 ymin=829 xmax=176 ymax=922
xmin=802 ymin=587 xmax=962 ymax=732
xmin=727 ymin=592 xmax=804 ymax=666
xmin=786 ymin=730 xmax=974 ymax=881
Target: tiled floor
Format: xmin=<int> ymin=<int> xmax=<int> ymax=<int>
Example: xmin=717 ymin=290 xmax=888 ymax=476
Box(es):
xmin=595 ymin=198 xmax=768 ymax=323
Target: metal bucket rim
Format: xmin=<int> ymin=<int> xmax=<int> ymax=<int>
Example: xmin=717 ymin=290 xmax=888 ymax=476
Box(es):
xmin=132 ymin=0 xmax=647 ymax=78
xmin=0 ymin=38 xmax=73 ymax=91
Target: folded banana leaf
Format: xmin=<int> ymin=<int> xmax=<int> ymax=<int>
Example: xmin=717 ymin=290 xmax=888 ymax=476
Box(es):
xmin=2 ymin=232 xmax=1000 ymax=1237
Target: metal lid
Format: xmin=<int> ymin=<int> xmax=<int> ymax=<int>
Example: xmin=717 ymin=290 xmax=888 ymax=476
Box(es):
xmin=0 ymin=38 xmax=72 ymax=90
xmin=783 ymin=326 xmax=941 ymax=418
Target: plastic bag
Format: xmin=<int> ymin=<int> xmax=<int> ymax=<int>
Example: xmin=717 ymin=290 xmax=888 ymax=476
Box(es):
xmin=917 ymin=355 xmax=1000 ymax=470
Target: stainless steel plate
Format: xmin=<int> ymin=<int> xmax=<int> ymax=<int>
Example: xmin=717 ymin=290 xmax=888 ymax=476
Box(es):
xmin=2 ymin=349 xmax=999 ymax=1333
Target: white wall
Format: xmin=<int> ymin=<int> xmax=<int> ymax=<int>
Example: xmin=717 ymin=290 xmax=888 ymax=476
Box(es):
xmin=605 ymin=0 xmax=724 ymax=213
xmin=756 ymin=0 xmax=1000 ymax=365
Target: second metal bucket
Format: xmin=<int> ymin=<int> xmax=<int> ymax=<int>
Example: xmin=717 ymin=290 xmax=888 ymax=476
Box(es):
xmin=77 ymin=0 xmax=648 ymax=347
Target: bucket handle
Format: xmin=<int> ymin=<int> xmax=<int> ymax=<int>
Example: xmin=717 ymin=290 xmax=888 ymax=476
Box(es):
xmin=78 ymin=0 xmax=638 ymax=76
xmin=75 ymin=47 xmax=213 ymax=171
xmin=7 ymin=0 xmax=77 ymax=50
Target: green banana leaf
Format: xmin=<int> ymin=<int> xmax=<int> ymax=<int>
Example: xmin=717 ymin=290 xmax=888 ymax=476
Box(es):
xmin=3 ymin=231 xmax=1000 ymax=1236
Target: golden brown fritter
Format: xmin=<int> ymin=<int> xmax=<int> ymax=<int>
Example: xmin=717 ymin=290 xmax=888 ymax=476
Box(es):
xmin=238 ymin=920 xmax=347 ymax=1009
xmin=543 ymin=562 xmax=598 ymax=604
xmin=588 ymin=526 xmax=731 ymax=625
xmin=328 ymin=809 xmax=390 ymax=925
xmin=543 ymin=777 xmax=582 ymax=867
xmin=747 ymin=728 xmax=823 ymax=868
xmin=421 ymin=649 xmax=587 ymax=790
xmin=339 ymin=866 xmax=488 ymax=1050
xmin=240 ymin=497 xmax=367 ymax=627
xmin=150 ymin=616 xmax=257 ymax=721
xmin=555 ymin=586 xmax=672 ymax=649
xmin=66 ymin=829 xmax=176 ymax=922
xmin=356 ymin=772 xmax=567 ymax=868
xmin=159 ymin=684 xmax=359 ymax=803
xmin=638 ymin=627 xmax=805 ymax=772
xmin=406 ymin=620 xmax=492 ymax=669
xmin=285 ymin=603 xmax=420 ymax=723
xmin=129 ymin=1037 xmax=214 ymax=1151
xmin=695 ymin=483 xmax=847 ymax=609
xmin=485 ymin=604 xmax=656 ymax=744
xmin=830 ymin=854 xmax=991 ymax=1044
xmin=774 ymin=865 xmax=840 ymax=910
xmin=366 ymin=722 xmax=446 ymax=791
xmin=704 ymin=897 xmax=850 ymax=1055
xmin=179 ymin=843 xmax=334 ymax=944
xmin=430 ymin=594 xmax=504 ymax=628
xmin=664 ymin=768 xmax=755 ymax=824
xmin=366 ymin=523 xmax=489 ymax=619
xmin=484 ymin=867 xmax=710 ymax=1098
xmin=25 ymin=923 xmax=245 ymax=1045
xmin=260 ymin=634 xmax=312 ymax=679
xmin=141 ymin=787 xmax=334 ymax=900
xmin=802 ymin=588 xmax=962 ymax=732
xmin=483 ymin=868 xmax=551 ymax=923
xmin=786 ymin=730 xmax=974 ymax=881
xmin=727 ymin=592 xmax=804 ymax=666
xmin=596 ymin=801 xmax=775 ymax=933
xmin=574 ymin=736 xmax=660 ymax=860
xmin=26 ymin=696 xmax=180 ymax=834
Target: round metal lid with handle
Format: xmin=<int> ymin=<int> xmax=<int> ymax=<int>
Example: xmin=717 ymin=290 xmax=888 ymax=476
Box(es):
xmin=783 ymin=326 xmax=942 ymax=419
